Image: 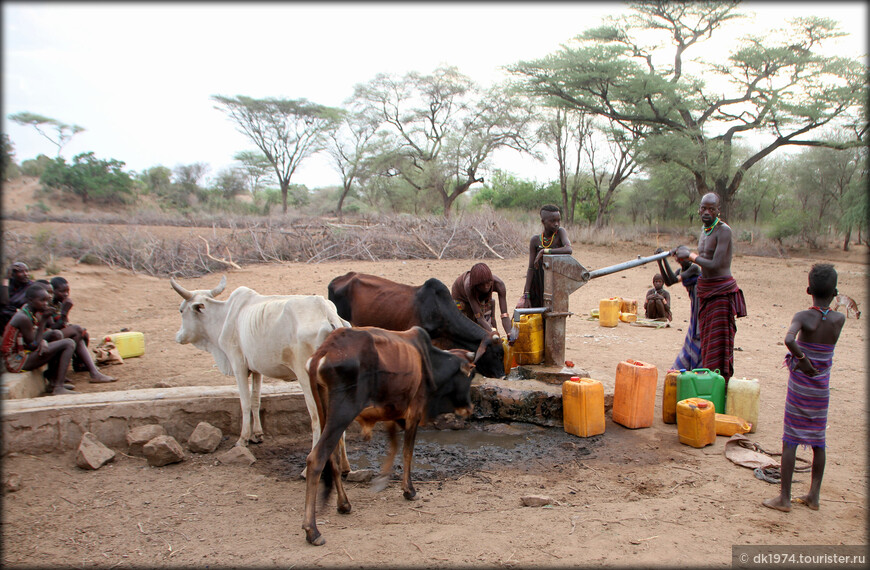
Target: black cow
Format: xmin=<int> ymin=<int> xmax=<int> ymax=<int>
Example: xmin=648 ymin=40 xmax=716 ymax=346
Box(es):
xmin=327 ymin=272 xmax=505 ymax=379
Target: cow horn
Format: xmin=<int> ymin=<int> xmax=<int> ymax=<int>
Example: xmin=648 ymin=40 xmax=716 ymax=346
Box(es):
xmin=170 ymin=277 xmax=193 ymax=301
xmin=210 ymin=275 xmax=227 ymax=298
xmin=472 ymin=336 xmax=489 ymax=364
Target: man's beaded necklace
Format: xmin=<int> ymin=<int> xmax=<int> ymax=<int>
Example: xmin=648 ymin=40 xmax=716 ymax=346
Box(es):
xmin=703 ymin=217 xmax=720 ymax=236
xmin=810 ymin=306 xmax=832 ymax=320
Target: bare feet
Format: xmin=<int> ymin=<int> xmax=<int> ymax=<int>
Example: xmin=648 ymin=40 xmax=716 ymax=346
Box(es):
xmin=89 ymin=372 xmax=117 ymax=383
xmin=51 ymin=386 xmax=77 ymax=395
xmin=762 ymin=497 xmax=791 ymax=512
xmin=793 ymin=495 xmax=820 ymax=511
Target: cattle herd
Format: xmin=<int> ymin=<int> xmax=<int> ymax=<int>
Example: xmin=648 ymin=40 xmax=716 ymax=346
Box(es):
xmin=171 ymin=272 xmax=506 ymax=546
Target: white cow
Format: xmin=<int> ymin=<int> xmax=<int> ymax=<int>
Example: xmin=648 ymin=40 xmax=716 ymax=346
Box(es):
xmin=170 ymin=276 xmax=351 ymax=473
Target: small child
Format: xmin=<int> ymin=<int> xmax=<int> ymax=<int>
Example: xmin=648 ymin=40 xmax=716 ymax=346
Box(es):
xmin=763 ymin=263 xmax=845 ymax=512
xmin=644 ymin=273 xmax=672 ymax=321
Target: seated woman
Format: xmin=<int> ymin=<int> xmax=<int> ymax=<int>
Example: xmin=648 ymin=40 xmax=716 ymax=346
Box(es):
xmin=1 ymin=284 xmax=77 ymax=395
xmin=47 ymin=276 xmax=116 ymax=383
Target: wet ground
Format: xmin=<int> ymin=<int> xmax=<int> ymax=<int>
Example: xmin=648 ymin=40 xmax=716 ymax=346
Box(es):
xmin=255 ymin=420 xmax=602 ymax=482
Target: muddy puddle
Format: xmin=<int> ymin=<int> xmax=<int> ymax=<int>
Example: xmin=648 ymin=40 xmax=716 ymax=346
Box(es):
xmin=255 ymin=420 xmax=603 ymax=482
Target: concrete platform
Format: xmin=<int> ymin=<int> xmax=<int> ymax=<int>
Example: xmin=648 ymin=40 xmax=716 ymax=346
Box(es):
xmin=2 ymin=372 xmax=617 ymax=455
xmin=1 ymin=368 xmax=48 ymax=400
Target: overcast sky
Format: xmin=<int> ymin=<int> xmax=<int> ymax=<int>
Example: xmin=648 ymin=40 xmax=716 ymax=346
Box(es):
xmin=3 ymin=2 xmax=867 ymax=189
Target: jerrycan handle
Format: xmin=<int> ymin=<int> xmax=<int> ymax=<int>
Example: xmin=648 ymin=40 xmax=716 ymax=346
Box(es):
xmin=691 ymin=368 xmax=712 ymax=374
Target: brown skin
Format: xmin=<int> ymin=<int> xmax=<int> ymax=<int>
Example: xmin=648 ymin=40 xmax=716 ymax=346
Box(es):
xmin=644 ymin=276 xmax=672 ymax=321
xmin=50 ymin=282 xmax=115 ymax=383
xmin=517 ymin=209 xmax=573 ymax=308
xmin=456 ymin=272 xmax=512 ymax=338
xmin=762 ymin=282 xmax=845 ymax=513
xmin=674 ymin=193 xmax=733 ymax=278
xmin=8 ymin=288 xmax=77 ymax=395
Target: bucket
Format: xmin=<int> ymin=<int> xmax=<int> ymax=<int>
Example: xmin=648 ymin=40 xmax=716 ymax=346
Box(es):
xmin=612 ymin=359 xmax=657 ymax=429
xmin=677 ymin=368 xmax=725 ymax=413
xmin=599 ymin=298 xmax=620 ymax=327
xmin=714 ymin=413 xmax=752 ymax=437
xmin=620 ymin=298 xmax=638 ymax=314
xmin=105 ymin=331 xmax=145 ymax=359
xmin=511 ymin=313 xmax=543 ymax=365
xmin=618 ymin=312 xmax=637 ymax=323
xmin=676 ymin=398 xmax=716 ymax=448
xmin=662 ymin=369 xmax=679 ymax=424
xmin=725 ymin=377 xmax=760 ymax=434
xmin=562 ymin=377 xmax=605 ymax=437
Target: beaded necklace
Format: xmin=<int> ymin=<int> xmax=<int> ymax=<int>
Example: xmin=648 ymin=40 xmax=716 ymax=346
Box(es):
xmin=540 ymin=232 xmax=556 ymax=249
xmin=810 ymin=306 xmax=832 ymax=320
xmin=703 ymin=217 xmax=720 ymax=236
xmin=21 ymin=306 xmax=39 ymax=325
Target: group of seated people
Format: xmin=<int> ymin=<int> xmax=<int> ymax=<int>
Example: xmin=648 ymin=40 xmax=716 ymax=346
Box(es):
xmin=1 ymin=261 xmax=115 ymax=395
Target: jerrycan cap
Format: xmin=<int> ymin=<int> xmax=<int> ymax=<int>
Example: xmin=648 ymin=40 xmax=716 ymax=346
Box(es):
xmin=697 ymin=401 xmax=709 ymax=409
xmin=570 ymin=376 xmax=581 ymax=382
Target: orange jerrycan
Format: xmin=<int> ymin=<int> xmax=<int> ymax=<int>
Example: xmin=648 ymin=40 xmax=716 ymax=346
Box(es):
xmin=676 ymin=398 xmax=716 ymax=448
xmin=662 ymin=369 xmax=679 ymax=424
xmin=612 ymin=359 xmax=657 ymax=429
xmin=562 ymin=377 xmax=605 ymax=437
xmin=714 ymin=413 xmax=752 ymax=437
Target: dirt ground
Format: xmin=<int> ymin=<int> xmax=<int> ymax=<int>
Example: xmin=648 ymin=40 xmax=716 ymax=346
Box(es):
xmin=1 ymin=193 xmax=868 ymax=566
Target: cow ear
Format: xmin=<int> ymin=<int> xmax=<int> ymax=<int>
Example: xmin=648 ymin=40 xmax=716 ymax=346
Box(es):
xmin=193 ymin=302 xmax=205 ymax=313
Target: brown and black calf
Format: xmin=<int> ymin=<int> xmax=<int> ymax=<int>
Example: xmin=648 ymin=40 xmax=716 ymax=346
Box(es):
xmin=301 ymin=326 xmax=476 ymax=546
xmin=327 ymin=271 xmax=505 ymax=379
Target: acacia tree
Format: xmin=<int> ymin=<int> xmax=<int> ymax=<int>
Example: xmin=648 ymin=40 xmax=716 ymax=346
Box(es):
xmin=353 ymin=67 xmax=535 ymax=216
xmin=584 ymin=120 xmax=642 ymax=228
xmin=327 ymin=110 xmax=382 ymax=220
xmin=212 ymin=96 xmax=343 ymax=214
xmin=233 ymin=150 xmax=274 ymax=195
xmin=537 ymin=107 xmax=592 ymax=224
xmin=8 ymin=112 xmax=85 ymax=157
xmin=509 ymin=1 xmax=867 ymax=221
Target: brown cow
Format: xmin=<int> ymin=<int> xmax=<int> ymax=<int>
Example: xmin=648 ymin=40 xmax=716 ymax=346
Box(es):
xmin=301 ymin=326 xmax=475 ymax=546
xmin=327 ymin=272 xmax=505 ymax=379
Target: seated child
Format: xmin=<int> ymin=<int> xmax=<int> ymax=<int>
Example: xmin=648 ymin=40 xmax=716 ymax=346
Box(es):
xmin=644 ymin=273 xmax=672 ymax=321
xmin=48 ymin=276 xmax=116 ymax=384
xmin=1 ymin=284 xmax=77 ymax=395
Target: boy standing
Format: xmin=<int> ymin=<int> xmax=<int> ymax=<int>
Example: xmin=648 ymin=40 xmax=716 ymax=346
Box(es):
xmin=763 ymin=264 xmax=845 ymax=512
xmin=516 ymin=204 xmax=573 ymax=309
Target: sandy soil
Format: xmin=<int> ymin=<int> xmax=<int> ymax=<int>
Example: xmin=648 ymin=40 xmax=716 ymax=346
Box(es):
xmin=1 ymin=182 xmax=868 ymax=567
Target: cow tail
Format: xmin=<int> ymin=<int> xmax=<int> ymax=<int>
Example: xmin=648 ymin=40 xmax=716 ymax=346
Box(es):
xmin=306 ymin=347 xmax=328 ymax=439
xmin=412 ymin=327 xmax=438 ymax=407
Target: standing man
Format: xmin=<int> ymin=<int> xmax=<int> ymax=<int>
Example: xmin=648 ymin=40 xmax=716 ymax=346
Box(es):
xmin=674 ymin=193 xmax=747 ymax=384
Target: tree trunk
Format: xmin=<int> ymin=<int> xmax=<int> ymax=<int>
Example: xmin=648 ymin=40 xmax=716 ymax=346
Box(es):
xmin=337 ymin=182 xmax=351 ymax=222
xmin=280 ymin=181 xmax=290 ymax=214
xmin=843 ymin=226 xmax=851 ymax=251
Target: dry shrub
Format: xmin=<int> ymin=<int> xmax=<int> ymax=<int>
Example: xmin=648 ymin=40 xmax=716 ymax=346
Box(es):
xmin=2 ymin=211 xmax=528 ymax=278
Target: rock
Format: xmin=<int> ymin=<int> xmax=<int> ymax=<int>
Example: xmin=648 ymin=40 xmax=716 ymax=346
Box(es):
xmin=142 ymin=435 xmax=185 ymax=467
xmin=216 ymin=446 xmax=256 ymax=466
xmin=187 ymin=422 xmax=222 ymax=453
xmin=521 ymin=495 xmax=554 ymax=507
xmin=126 ymin=424 xmax=166 ymax=456
xmin=432 ymin=412 xmax=467 ymax=430
xmin=75 ymin=432 xmax=116 ymax=470
xmin=154 ymin=381 xmax=173 ymax=388
xmin=3 ymin=473 xmax=22 ymax=493
xmin=345 ymin=469 xmax=375 ymax=483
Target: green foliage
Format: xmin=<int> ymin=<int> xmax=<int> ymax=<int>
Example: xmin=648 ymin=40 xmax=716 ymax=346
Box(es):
xmin=767 ymin=208 xmax=806 ymax=244
xmin=40 ymin=152 xmax=135 ymax=205
xmin=471 ymin=170 xmax=559 ymax=212
xmin=211 ymin=168 xmax=247 ymax=200
xmin=137 ymin=166 xmax=173 ymax=196
xmin=8 ymin=111 xmax=85 ymax=157
xmin=2 ymin=133 xmax=18 ymax=180
xmin=20 ymin=154 xmax=53 ymax=177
